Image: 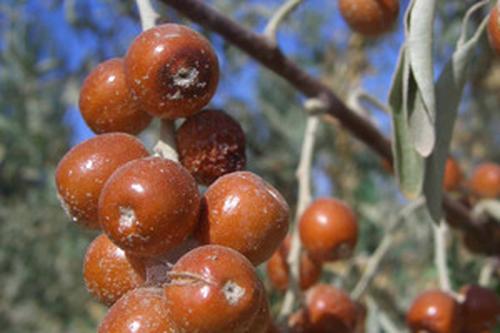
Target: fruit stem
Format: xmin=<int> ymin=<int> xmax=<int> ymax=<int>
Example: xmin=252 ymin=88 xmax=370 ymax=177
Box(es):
xmin=154 ymin=119 xmax=179 ymax=161
xmin=433 ymin=221 xmax=452 ymax=293
xmin=279 ymin=115 xmax=319 ymax=319
xmin=136 ymin=0 xmax=161 ymax=30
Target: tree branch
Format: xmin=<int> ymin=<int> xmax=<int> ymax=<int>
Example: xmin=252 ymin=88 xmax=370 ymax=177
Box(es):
xmin=159 ymin=0 xmax=500 ymax=253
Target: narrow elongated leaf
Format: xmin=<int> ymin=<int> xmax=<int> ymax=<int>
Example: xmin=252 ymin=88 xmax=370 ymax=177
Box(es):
xmin=407 ymin=0 xmax=437 ymax=157
xmin=424 ymin=16 xmax=489 ymax=222
xmin=389 ymin=46 xmax=424 ymax=199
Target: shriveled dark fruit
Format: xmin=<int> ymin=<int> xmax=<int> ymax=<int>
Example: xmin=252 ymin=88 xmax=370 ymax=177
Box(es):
xmin=406 ymin=290 xmax=462 ymax=333
xmin=196 ymin=171 xmax=289 ymax=266
xmin=55 ymin=133 xmax=149 ymax=229
xmin=164 ymin=245 xmax=266 ymax=333
xmin=99 ymin=156 xmax=200 ymax=257
xmin=176 ymin=109 xmax=246 ymax=185
xmin=98 ymin=287 xmax=178 ymax=332
xmin=125 ymin=24 xmax=219 ymax=119
xmin=339 ymin=0 xmax=399 ymax=36
xmin=83 ymin=234 xmax=145 ymax=306
xmin=460 ymin=284 xmax=500 ymax=333
xmin=79 ymin=58 xmax=152 ymax=134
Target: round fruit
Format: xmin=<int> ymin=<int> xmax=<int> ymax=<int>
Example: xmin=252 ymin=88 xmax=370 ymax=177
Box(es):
xmin=98 ymin=287 xmax=177 ymax=333
xmin=443 ymin=157 xmax=462 ymax=192
xmin=266 ymin=236 xmax=321 ymax=291
xmin=83 ymin=234 xmax=145 ymax=306
xmin=469 ymin=163 xmax=500 ymax=198
xmin=339 ymin=0 xmax=399 ymax=37
xmin=79 ymin=58 xmax=152 ymax=134
xmin=305 ymin=284 xmax=358 ymax=333
xmin=176 ymin=109 xmax=246 ymax=185
xmin=460 ymin=284 xmax=500 ymax=333
xmin=299 ymin=198 xmax=358 ymax=262
xmin=55 ymin=133 xmax=149 ymax=229
xmin=196 ymin=171 xmax=289 ymax=266
xmin=488 ymin=5 xmax=500 ymax=55
xmin=406 ymin=290 xmax=462 ymax=333
xmin=99 ymin=156 xmax=200 ymax=257
xmin=164 ymin=245 xmax=266 ymax=333
xmin=125 ymin=24 xmax=219 ymax=119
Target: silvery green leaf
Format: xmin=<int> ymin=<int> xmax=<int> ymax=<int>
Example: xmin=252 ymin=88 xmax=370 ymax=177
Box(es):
xmin=424 ymin=15 xmax=489 ymax=222
xmin=407 ymin=0 xmax=437 ymax=156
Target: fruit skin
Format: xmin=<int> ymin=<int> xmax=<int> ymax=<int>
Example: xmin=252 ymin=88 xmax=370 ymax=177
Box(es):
xmin=79 ymin=58 xmax=152 ymax=135
xmin=176 ymin=109 xmax=246 ymax=185
xmin=55 ymin=133 xmax=149 ymax=229
xmin=488 ymin=5 xmax=500 ymax=55
xmin=98 ymin=287 xmax=177 ymax=333
xmin=460 ymin=284 xmax=500 ymax=333
xmin=339 ymin=0 xmax=399 ymax=36
xmin=266 ymin=235 xmax=321 ymax=291
xmin=83 ymin=234 xmax=145 ymax=306
xmin=164 ymin=245 xmax=267 ymax=333
xmin=406 ymin=290 xmax=462 ymax=333
xmin=299 ymin=198 xmax=358 ymax=262
xmin=469 ymin=163 xmax=500 ymax=199
xmin=125 ymin=24 xmax=219 ymax=119
xmin=305 ymin=284 xmax=358 ymax=333
xmin=443 ymin=157 xmax=462 ymax=192
xmin=99 ymin=156 xmax=200 ymax=257
xmin=196 ymin=171 xmax=290 ymax=266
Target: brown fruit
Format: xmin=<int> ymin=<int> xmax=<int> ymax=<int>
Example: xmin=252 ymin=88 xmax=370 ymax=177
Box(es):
xmin=339 ymin=0 xmax=399 ymax=36
xmin=79 ymin=58 xmax=152 ymax=134
xmin=125 ymin=24 xmax=219 ymax=119
xmin=99 ymin=156 xmax=200 ymax=257
xmin=469 ymin=163 xmax=500 ymax=199
xmin=460 ymin=284 xmax=500 ymax=333
xmin=488 ymin=5 xmax=500 ymax=55
xmin=406 ymin=290 xmax=462 ymax=333
xmin=299 ymin=198 xmax=358 ymax=262
xmin=305 ymin=284 xmax=358 ymax=333
xmin=266 ymin=235 xmax=321 ymax=291
xmin=164 ymin=245 xmax=266 ymax=333
xmin=443 ymin=157 xmax=462 ymax=192
xmin=55 ymin=133 xmax=149 ymax=229
xmin=98 ymin=287 xmax=177 ymax=333
xmin=196 ymin=171 xmax=289 ymax=266
xmin=83 ymin=234 xmax=145 ymax=306
xmin=176 ymin=109 xmax=246 ymax=185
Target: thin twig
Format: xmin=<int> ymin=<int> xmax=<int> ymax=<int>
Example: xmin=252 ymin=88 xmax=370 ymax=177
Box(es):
xmin=351 ymin=197 xmax=425 ymax=300
xmin=357 ymin=90 xmax=391 ymax=115
xmin=264 ymin=0 xmax=305 ymax=43
xmin=279 ymin=116 xmax=319 ymax=319
xmin=479 ymin=258 xmax=495 ymax=287
xmin=458 ymin=0 xmax=490 ymax=46
xmin=433 ymin=222 xmax=451 ymax=292
xmin=159 ymin=0 xmax=500 ymax=252
xmin=365 ymin=296 xmax=402 ymax=333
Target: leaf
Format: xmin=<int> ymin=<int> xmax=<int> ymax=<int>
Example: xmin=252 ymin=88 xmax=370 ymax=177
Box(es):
xmin=389 ymin=46 xmax=424 ymax=199
xmin=423 ymin=15 xmax=489 ymax=222
xmin=407 ymin=0 xmax=437 ymax=157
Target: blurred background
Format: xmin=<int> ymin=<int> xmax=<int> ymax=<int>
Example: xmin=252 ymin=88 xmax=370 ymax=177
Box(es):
xmin=0 ymin=0 xmax=499 ymax=331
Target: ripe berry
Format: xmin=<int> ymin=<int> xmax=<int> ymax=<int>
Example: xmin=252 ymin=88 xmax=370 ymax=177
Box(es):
xmin=125 ymin=24 xmax=219 ymax=119
xmin=460 ymin=284 xmax=500 ymax=333
xmin=406 ymin=290 xmax=462 ymax=333
xmin=196 ymin=171 xmax=289 ymax=266
xmin=469 ymin=163 xmax=500 ymax=198
xmin=299 ymin=198 xmax=358 ymax=262
xmin=305 ymin=284 xmax=358 ymax=333
xmin=79 ymin=58 xmax=152 ymax=134
xmin=98 ymin=287 xmax=177 ymax=333
xmin=176 ymin=109 xmax=246 ymax=185
xmin=83 ymin=234 xmax=145 ymax=306
xmin=488 ymin=5 xmax=500 ymax=55
xmin=99 ymin=156 xmax=200 ymax=257
xmin=266 ymin=235 xmax=321 ymax=291
xmin=443 ymin=157 xmax=462 ymax=192
xmin=55 ymin=133 xmax=149 ymax=229
xmin=339 ymin=0 xmax=399 ymax=37
xmin=164 ymin=245 xmax=267 ymax=333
